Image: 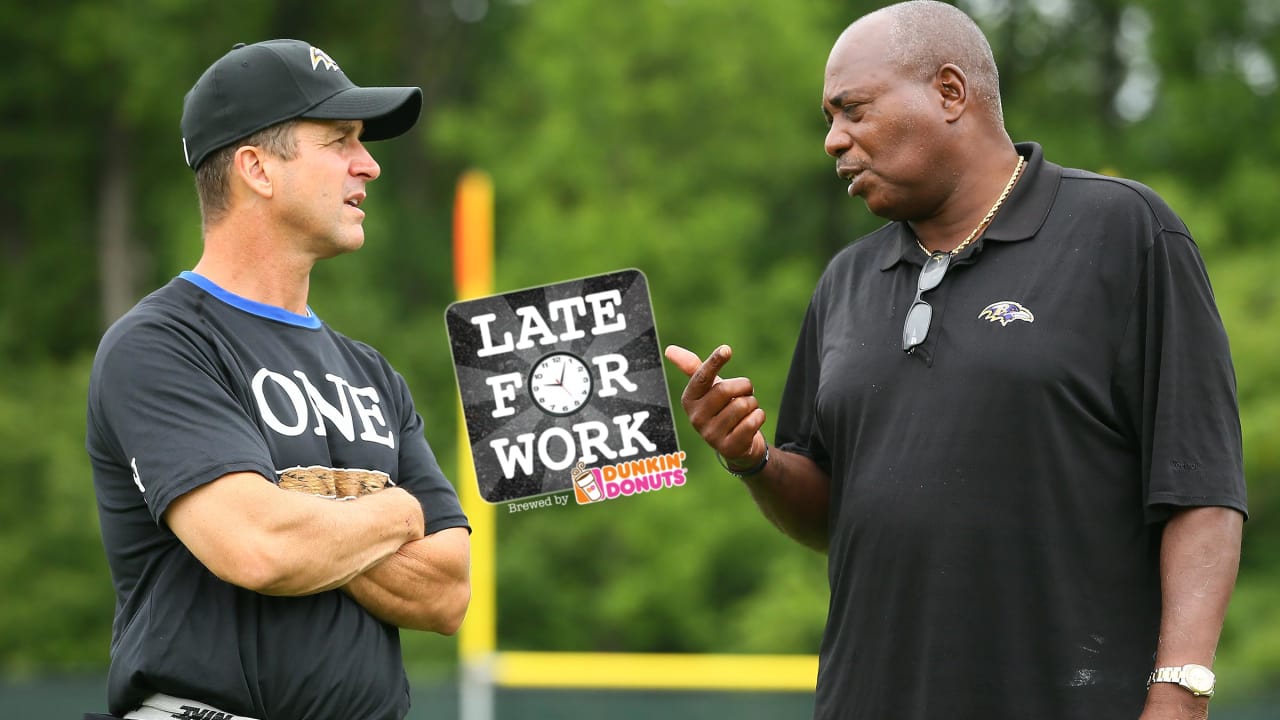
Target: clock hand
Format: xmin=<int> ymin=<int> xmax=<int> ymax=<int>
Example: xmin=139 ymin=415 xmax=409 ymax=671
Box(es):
xmin=542 ymin=366 xmax=564 ymax=389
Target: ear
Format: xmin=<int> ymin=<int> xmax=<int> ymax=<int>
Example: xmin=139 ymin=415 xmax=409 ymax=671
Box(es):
xmin=231 ymin=145 xmax=275 ymax=200
xmin=934 ymin=63 xmax=968 ymax=123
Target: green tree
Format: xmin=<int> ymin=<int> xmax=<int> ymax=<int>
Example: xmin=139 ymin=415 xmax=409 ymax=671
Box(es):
xmin=430 ymin=0 xmax=849 ymax=654
xmin=0 ymin=0 xmax=1276 ymax=701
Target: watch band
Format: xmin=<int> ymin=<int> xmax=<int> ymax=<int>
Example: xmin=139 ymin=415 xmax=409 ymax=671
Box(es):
xmin=1147 ymin=664 xmax=1216 ymax=698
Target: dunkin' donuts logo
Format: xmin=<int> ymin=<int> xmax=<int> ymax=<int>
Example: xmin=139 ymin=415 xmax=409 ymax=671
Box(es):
xmin=571 ymin=452 xmax=688 ymax=505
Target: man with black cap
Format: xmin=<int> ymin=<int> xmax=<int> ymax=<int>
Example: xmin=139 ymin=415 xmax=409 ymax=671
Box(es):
xmin=85 ymin=40 xmax=470 ymax=720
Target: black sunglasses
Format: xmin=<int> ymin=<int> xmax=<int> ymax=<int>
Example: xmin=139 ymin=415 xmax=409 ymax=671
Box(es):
xmin=902 ymin=251 xmax=952 ymax=353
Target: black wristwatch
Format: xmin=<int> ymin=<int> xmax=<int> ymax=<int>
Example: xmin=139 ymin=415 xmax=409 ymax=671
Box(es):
xmin=716 ymin=443 xmax=770 ymax=478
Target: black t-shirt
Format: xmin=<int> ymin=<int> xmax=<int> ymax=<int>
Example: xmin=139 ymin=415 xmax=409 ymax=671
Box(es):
xmin=775 ymin=143 xmax=1247 ymax=720
xmin=86 ymin=273 xmax=469 ymax=719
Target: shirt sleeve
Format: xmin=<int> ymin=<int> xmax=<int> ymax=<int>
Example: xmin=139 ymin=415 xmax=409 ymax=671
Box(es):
xmin=773 ymin=294 xmax=832 ymax=474
xmin=1115 ymin=229 xmax=1248 ymax=522
xmin=387 ymin=368 xmax=471 ymax=535
xmin=88 ymin=314 xmax=278 ymax=525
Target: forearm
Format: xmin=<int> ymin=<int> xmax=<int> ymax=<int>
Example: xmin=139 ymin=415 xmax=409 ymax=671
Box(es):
xmin=1142 ymin=506 xmax=1244 ymax=718
xmin=167 ymin=473 xmax=426 ymax=596
xmin=253 ymin=487 xmax=428 ymax=596
xmin=736 ymin=445 xmax=831 ymax=553
xmin=343 ymin=526 xmax=471 ymax=634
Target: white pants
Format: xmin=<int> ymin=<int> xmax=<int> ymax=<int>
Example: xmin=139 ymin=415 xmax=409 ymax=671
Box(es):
xmin=123 ymin=693 xmax=258 ymax=720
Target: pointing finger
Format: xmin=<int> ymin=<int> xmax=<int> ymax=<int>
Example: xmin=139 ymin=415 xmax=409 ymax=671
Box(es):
xmin=663 ymin=344 xmax=704 ymax=379
xmin=686 ymin=344 xmax=733 ymax=400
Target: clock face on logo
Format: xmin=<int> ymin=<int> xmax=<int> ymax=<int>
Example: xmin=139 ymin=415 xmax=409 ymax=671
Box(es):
xmin=529 ymin=352 xmax=593 ymax=416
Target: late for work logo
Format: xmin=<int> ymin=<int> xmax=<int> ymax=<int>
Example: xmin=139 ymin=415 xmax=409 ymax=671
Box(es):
xmin=446 ymin=270 xmax=685 ymax=504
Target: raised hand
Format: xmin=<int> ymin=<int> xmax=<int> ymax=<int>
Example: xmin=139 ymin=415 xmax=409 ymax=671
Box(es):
xmin=663 ymin=344 xmax=767 ymax=464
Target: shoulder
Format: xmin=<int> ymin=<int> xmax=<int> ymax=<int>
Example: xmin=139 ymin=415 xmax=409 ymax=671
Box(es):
xmin=1033 ymin=164 xmax=1220 ymax=320
xmin=93 ymin=280 xmax=208 ymax=368
xmin=1057 ymin=167 xmax=1190 ymax=239
xmin=87 ymin=281 xmax=222 ymax=430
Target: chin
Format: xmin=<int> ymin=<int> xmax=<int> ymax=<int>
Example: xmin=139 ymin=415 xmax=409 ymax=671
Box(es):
xmin=861 ymin=192 xmax=912 ymax=223
xmin=337 ymin=232 xmax=367 ymax=254
xmin=316 ymin=236 xmax=365 ymax=260
xmin=861 ymin=197 xmax=897 ymax=221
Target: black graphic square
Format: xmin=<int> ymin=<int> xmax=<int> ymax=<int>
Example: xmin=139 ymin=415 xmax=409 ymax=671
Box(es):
xmin=446 ymin=269 xmax=679 ymax=503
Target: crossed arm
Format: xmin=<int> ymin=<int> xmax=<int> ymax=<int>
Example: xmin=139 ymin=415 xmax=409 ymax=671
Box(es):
xmin=343 ymin=527 xmax=470 ymax=634
xmin=166 ymin=471 xmax=470 ymax=634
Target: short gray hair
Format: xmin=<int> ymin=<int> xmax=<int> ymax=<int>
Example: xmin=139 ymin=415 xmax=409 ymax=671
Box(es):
xmin=857 ymin=0 xmax=1004 ymax=124
xmin=194 ymin=120 xmax=300 ymax=227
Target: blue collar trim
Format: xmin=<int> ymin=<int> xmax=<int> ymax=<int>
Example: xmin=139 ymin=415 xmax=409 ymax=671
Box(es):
xmin=179 ymin=271 xmax=322 ymax=329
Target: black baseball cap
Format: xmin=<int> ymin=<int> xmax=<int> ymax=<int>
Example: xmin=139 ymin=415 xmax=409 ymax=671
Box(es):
xmin=180 ymin=39 xmax=422 ymax=170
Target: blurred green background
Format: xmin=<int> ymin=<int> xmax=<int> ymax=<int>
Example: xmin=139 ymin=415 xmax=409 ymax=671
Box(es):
xmin=2 ymin=0 xmax=1277 ymax=716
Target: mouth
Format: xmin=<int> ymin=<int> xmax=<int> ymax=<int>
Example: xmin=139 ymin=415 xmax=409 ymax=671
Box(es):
xmin=836 ymin=165 xmax=862 ymax=182
xmin=344 ymin=192 xmax=366 ymax=209
xmin=837 ymin=165 xmax=867 ymax=197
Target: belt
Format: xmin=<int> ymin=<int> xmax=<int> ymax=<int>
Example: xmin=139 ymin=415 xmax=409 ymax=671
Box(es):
xmin=123 ymin=693 xmax=258 ymax=720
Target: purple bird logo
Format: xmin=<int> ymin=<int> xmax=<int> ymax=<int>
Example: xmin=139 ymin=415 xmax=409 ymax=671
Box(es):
xmin=978 ymin=300 xmax=1034 ymax=327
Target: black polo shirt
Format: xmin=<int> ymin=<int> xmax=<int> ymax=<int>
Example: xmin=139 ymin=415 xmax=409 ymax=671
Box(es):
xmin=775 ymin=142 xmax=1247 ymax=720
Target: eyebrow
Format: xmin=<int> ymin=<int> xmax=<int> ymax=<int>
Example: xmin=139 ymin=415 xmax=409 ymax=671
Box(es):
xmin=331 ymin=120 xmax=362 ymax=138
xmin=826 ymin=91 xmax=867 ymax=109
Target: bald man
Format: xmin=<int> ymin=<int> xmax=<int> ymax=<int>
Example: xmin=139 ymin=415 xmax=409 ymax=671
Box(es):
xmin=666 ymin=2 xmax=1246 ymax=719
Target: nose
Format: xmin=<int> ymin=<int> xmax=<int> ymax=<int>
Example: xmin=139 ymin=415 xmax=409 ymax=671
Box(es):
xmin=351 ymin=140 xmax=381 ymax=181
xmin=824 ymin=120 xmax=851 ymax=159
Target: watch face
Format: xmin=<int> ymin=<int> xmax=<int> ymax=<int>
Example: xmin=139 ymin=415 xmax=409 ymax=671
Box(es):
xmin=1183 ymin=665 xmax=1215 ymax=693
xmin=529 ymin=352 xmax=593 ymax=416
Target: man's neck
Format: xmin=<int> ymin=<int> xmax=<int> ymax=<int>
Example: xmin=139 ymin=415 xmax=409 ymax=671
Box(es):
xmin=911 ymin=144 xmax=1022 ymax=255
xmin=195 ymin=220 xmax=314 ymax=315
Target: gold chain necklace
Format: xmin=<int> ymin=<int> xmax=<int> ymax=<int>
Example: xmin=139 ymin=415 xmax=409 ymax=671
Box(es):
xmin=917 ymin=154 xmax=1025 ymax=257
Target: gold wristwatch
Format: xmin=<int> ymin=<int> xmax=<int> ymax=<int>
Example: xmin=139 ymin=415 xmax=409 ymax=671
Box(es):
xmin=1147 ymin=663 xmax=1216 ymax=698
